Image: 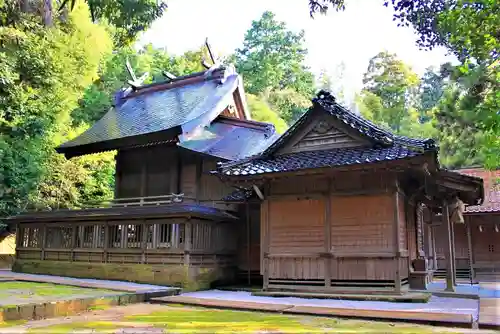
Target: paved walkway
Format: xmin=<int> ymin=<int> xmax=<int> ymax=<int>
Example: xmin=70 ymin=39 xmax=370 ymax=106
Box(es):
xmin=0 ymin=270 xmax=180 ymax=294
xmin=154 ymin=290 xmax=479 ymax=327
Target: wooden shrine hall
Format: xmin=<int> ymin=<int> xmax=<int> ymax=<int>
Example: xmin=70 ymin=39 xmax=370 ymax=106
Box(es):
xmin=216 ymin=91 xmax=484 ymax=293
xmin=430 ymin=167 xmax=499 ymax=282
xmin=9 ymin=61 xmax=484 ymax=293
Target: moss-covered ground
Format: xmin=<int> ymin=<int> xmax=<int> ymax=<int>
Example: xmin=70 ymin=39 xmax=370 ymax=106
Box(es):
xmin=0 ymin=281 xmax=118 ymax=306
xmin=22 ymin=304 xmax=470 ymax=333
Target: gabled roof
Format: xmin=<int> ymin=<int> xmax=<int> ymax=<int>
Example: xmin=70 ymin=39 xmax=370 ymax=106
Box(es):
xmin=457 ymin=167 xmax=500 ymax=213
xmin=217 ymin=90 xmax=437 ymax=177
xmin=179 ymin=116 xmax=279 ymax=161
xmin=57 ymin=66 xmax=249 ymax=158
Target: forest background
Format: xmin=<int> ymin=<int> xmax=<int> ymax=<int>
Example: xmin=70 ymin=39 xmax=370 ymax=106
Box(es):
xmin=0 ymin=0 xmax=498 ymax=228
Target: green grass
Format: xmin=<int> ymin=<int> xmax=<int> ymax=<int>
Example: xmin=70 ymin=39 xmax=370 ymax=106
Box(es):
xmin=0 ymin=319 xmax=26 ymax=328
xmin=27 ymin=305 xmax=461 ymax=333
xmin=0 ymin=281 xmax=117 ymax=303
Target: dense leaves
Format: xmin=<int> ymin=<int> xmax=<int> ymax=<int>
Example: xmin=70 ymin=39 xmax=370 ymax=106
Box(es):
xmin=311 ymin=0 xmax=499 ymax=169
xmin=233 ymin=11 xmax=315 ymax=124
xmin=0 ymin=2 xmax=112 ymax=222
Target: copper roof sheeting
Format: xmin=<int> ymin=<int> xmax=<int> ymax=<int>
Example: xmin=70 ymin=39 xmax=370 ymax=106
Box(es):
xmin=7 ymin=204 xmax=239 ymax=222
xmin=457 ymin=168 xmax=500 ymax=213
xmin=57 ymin=68 xmax=242 ymax=157
xmin=179 ymin=116 xmax=279 ymax=161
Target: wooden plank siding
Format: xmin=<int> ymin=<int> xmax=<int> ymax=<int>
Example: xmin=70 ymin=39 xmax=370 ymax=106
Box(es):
xmin=261 ymin=171 xmax=413 ymax=292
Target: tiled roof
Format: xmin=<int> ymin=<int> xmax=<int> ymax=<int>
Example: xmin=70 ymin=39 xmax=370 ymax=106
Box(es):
xmin=218 ymin=91 xmax=436 ymax=177
xmin=220 ymin=145 xmax=421 ymax=176
xmin=223 ymin=187 xmax=255 ymax=202
xmin=179 ymin=116 xmax=279 ymax=161
xmin=57 ymin=68 xmax=242 ymax=157
xmin=260 ymin=91 xmax=436 ymax=157
xmin=457 ymin=168 xmax=500 ymax=213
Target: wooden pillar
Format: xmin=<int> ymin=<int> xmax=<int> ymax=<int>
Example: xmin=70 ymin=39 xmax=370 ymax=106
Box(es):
xmin=443 ymin=200 xmax=455 ymax=292
xmin=70 ymin=225 xmax=77 ymax=262
xmin=152 ymin=224 xmax=159 ymax=249
xmin=195 ymin=159 xmax=202 ymax=204
xmin=450 ymin=216 xmax=457 ymax=286
xmin=262 ymin=198 xmax=270 ymax=291
xmin=141 ymin=221 xmax=147 ymax=264
xmin=324 ymin=191 xmax=332 ymax=288
xmin=393 ymin=189 xmax=402 ymax=293
xmin=103 ymin=222 xmax=109 ymax=263
xmin=466 ymin=218 xmax=475 ymax=284
xmin=184 ymin=220 xmax=192 ymax=267
xmin=246 ymin=202 xmax=251 ymax=286
xmin=140 ymin=156 xmax=147 ymax=199
xmin=114 ymin=153 xmax=120 ymax=198
xmin=120 ymin=225 xmax=127 ymax=248
xmin=40 ymin=225 xmax=47 ymax=261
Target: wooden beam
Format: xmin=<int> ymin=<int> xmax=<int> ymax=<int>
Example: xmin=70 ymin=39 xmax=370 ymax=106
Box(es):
xmin=262 ymin=187 xmax=271 ymax=290
xmin=103 ymin=222 xmax=109 ymax=263
xmin=450 ymin=215 xmax=457 ymax=286
xmin=40 ymin=225 xmax=47 ymax=261
xmin=442 ymin=201 xmax=455 ymax=292
xmin=393 ymin=185 xmax=402 ymax=294
xmin=246 ymin=202 xmax=251 ymax=286
xmin=466 ymin=218 xmax=475 ymax=284
xmin=184 ymin=220 xmax=192 ymax=267
xmin=324 ymin=186 xmax=332 ymax=288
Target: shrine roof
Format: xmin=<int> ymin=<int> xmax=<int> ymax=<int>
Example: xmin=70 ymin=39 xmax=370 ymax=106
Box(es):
xmin=457 ymin=167 xmax=500 ymax=213
xmin=179 ymin=116 xmax=279 ymax=161
xmin=217 ymin=90 xmax=436 ymax=177
xmin=57 ymin=67 xmax=245 ymax=158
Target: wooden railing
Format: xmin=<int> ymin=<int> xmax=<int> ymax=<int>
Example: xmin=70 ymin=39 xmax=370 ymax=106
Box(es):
xmin=78 ymin=193 xmax=185 ymax=209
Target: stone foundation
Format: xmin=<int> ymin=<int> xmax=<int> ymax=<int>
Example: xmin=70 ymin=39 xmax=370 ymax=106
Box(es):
xmin=12 ymin=260 xmax=234 ymax=291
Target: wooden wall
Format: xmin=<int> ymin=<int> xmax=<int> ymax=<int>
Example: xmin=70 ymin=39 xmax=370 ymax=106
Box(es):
xmin=260 ymin=171 xmax=413 ymax=291
xmin=115 ymin=145 xmax=236 ymax=210
xmin=433 ymin=214 xmax=500 ymax=273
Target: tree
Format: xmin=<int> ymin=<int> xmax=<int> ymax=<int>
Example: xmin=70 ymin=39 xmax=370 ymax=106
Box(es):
xmin=246 ymin=94 xmax=288 ymax=134
xmin=72 ymin=44 xmax=206 ymax=126
xmin=1 ymin=0 xmax=167 ymax=47
xmin=309 ymin=0 xmax=499 ymax=169
xmin=361 ymin=51 xmax=420 ymax=131
xmin=233 ymin=11 xmax=315 ymax=124
xmin=0 ymin=2 xmax=112 ymax=220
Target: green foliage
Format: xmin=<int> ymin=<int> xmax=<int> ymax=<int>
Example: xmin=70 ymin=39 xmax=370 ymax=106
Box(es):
xmin=84 ymin=0 xmax=167 ymax=47
xmin=233 ymin=11 xmax=315 ymax=124
xmin=0 ymin=2 xmax=112 ymax=219
xmin=246 ymin=94 xmax=288 ymax=134
xmin=361 ymin=51 xmax=420 ymax=132
xmin=310 ymin=0 xmax=499 ymax=169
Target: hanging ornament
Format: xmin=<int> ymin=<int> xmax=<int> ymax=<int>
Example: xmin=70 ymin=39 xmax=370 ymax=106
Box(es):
xmin=495 ymin=225 xmax=499 ymax=233
xmin=478 ymin=225 xmax=483 ymax=232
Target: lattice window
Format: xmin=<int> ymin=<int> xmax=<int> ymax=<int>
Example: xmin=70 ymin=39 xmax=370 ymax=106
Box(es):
xmin=76 ymin=225 xmax=105 ymax=248
xmin=45 ymin=226 xmax=73 ymax=249
xmin=109 ymin=225 xmax=123 ymax=248
xmin=488 ymin=244 xmax=495 ymax=253
xmin=146 ymin=223 xmax=183 ymax=249
xmin=20 ymin=227 xmax=41 ymax=248
xmin=126 ymin=224 xmax=143 ymax=248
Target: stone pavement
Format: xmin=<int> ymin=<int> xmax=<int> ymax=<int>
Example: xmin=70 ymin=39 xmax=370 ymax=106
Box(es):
xmin=0 ymin=269 xmax=180 ymax=294
xmin=154 ymin=290 xmax=479 ymax=327
xmin=478 ymin=282 xmax=500 ymax=329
